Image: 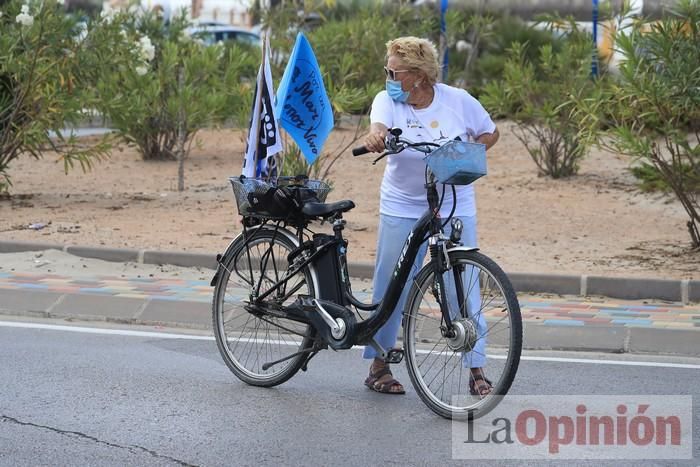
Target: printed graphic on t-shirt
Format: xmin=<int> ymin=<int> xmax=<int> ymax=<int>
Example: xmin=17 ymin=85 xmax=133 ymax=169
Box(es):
xmin=406 ymin=118 xmax=422 ymax=129
xmin=436 ymin=129 xmax=450 ymax=143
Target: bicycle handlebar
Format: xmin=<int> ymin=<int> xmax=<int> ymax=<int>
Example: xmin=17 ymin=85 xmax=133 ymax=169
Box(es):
xmin=351 ymin=128 xmax=440 ymax=163
xmin=351 ymin=127 xmax=458 ymax=228
xmin=352 ymin=146 xmax=369 ymax=156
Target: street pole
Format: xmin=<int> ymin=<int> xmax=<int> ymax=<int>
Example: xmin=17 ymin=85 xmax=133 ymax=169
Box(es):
xmin=440 ymin=0 xmax=448 ymax=82
xmin=177 ymin=66 xmax=186 ymax=192
xmin=592 ymin=0 xmax=599 ymax=77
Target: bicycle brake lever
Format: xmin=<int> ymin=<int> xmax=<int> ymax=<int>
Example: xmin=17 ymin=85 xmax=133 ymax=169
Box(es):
xmin=372 ymin=152 xmax=389 ymax=165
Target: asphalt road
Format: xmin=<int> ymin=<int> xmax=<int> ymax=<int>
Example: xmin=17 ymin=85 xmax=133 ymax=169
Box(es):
xmin=1 ymin=319 xmax=698 ymax=467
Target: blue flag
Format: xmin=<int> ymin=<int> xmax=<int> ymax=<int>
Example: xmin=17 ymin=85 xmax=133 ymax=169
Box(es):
xmin=275 ymin=33 xmax=334 ymax=165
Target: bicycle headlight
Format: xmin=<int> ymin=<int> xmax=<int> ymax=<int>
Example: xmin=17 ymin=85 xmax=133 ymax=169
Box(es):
xmin=449 ymin=218 xmax=463 ymax=243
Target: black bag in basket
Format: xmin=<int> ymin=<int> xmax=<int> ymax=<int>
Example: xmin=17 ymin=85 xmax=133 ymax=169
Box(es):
xmin=247 ymin=187 xmax=296 ymax=218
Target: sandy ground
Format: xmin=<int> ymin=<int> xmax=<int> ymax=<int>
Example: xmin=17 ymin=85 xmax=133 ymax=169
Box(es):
xmin=0 ymin=249 xmax=214 ymax=281
xmin=0 ymin=121 xmax=698 ymax=280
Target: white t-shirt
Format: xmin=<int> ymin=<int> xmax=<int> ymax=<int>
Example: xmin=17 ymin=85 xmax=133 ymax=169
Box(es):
xmin=369 ymin=83 xmax=496 ymax=218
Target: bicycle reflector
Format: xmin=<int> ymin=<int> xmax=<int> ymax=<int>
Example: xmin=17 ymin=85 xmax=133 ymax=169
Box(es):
xmin=425 ymin=140 xmax=487 ymax=185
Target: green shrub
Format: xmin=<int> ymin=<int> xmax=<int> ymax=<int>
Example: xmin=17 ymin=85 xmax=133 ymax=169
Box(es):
xmin=576 ymin=0 xmax=700 ymax=246
xmin=441 ymin=11 xmax=563 ymax=97
xmin=629 ymin=162 xmax=700 ymax=193
xmin=95 ymin=9 xmax=256 ymax=161
xmin=481 ymin=19 xmax=598 ymax=178
xmin=0 ymin=0 xmax=122 ymax=192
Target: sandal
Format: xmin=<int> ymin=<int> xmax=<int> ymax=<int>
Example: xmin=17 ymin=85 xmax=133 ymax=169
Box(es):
xmin=364 ymin=365 xmax=405 ymax=395
xmin=469 ymin=371 xmax=493 ymax=398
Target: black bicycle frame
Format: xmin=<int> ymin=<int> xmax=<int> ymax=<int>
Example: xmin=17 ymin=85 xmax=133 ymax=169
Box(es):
xmin=351 ymin=172 xmax=461 ymax=347
xmin=231 ymin=172 xmax=459 ymax=349
xmin=351 ymin=208 xmax=435 ymax=344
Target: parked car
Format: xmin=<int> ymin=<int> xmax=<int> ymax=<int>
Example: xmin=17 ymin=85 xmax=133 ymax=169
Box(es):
xmin=186 ymin=24 xmax=261 ymax=47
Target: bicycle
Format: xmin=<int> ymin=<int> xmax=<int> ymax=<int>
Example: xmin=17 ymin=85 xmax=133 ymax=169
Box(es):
xmin=211 ymin=128 xmax=522 ymax=420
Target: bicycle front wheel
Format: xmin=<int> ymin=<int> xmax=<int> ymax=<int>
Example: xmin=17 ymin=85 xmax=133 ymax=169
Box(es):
xmin=212 ymin=227 xmax=316 ymax=387
xmin=403 ymin=249 xmax=522 ymax=420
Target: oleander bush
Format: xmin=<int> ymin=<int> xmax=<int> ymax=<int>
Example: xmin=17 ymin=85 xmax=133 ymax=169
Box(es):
xmin=94 ymin=8 xmax=257 ymax=161
xmin=444 ymin=12 xmax=563 ymax=98
xmin=574 ymin=0 xmax=700 ymax=247
xmin=0 ymin=0 xmax=126 ymax=192
xmin=481 ymin=17 xmax=599 ymax=178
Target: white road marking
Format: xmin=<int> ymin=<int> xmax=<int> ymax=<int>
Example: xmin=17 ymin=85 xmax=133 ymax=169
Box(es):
xmin=2 ymin=320 xmax=699 ymax=369
xmin=518 ymin=355 xmax=700 ymax=369
xmin=0 ymin=320 xmax=214 ymax=341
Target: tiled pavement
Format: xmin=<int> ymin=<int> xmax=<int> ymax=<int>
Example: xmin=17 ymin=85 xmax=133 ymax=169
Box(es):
xmin=0 ymin=271 xmax=215 ymax=303
xmin=1 ymin=271 xmax=699 ymax=329
xmin=1 ymin=270 xmax=699 ymax=356
xmin=518 ymin=295 xmax=700 ymax=330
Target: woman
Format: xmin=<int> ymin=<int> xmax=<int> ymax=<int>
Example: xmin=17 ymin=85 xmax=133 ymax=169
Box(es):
xmin=362 ymin=36 xmax=500 ymax=396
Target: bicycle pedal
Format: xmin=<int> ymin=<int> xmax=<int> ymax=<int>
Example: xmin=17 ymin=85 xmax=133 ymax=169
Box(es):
xmin=385 ymin=349 xmax=404 ymax=364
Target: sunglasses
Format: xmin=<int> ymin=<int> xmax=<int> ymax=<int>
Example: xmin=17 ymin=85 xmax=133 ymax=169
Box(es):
xmin=383 ymin=66 xmax=410 ymax=81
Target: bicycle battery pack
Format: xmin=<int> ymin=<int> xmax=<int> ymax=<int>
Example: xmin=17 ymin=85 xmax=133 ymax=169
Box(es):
xmin=312 ymin=234 xmax=348 ymax=305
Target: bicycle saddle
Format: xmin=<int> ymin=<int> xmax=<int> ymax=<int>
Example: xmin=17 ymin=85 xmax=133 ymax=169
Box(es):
xmin=301 ymin=200 xmax=355 ymax=218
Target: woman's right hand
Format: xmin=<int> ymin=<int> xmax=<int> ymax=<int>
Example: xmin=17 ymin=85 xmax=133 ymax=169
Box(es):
xmin=364 ymin=123 xmax=388 ymax=153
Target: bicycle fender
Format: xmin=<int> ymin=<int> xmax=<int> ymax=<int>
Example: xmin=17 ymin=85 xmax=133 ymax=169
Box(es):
xmin=209 ymin=226 xmax=320 ymax=292
xmin=210 ymin=237 xmax=242 ymax=287
xmin=446 ymin=245 xmax=480 ymax=254
xmin=211 ymin=226 xmax=285 ymax=286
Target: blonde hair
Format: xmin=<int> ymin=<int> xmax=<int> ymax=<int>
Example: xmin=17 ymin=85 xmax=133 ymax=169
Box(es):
xmin=386 ymin=36 xmax=440 ymax=85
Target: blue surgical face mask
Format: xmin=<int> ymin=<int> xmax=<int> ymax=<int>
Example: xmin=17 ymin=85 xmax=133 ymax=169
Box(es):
xmin=386 ymin=79 xmax=409 ymax=103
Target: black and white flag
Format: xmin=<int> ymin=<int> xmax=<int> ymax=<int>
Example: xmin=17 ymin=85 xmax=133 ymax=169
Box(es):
xmin=242 ymin=37 xmax=283 ymax=179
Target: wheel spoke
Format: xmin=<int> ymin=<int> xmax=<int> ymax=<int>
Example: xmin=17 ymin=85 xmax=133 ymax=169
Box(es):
xmin=404 ymin=250 xmax=522 ymax=420
xmin=213 ymin=229 xmax=314 ymax=386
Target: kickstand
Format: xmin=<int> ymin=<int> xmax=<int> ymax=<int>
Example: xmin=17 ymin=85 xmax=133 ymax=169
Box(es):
xmin=301 ymin=343 xmax=325 ymax=372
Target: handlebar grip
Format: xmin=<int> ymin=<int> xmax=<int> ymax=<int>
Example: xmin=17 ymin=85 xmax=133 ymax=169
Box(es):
xmin=352 ymin=145 xmax=370 ymax=156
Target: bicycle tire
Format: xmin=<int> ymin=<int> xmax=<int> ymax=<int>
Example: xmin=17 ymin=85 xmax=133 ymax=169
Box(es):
xmin=403 ymin=249 xmax=522 ymax=420
xmin=212 ymin=227 xmax=316 ymax=387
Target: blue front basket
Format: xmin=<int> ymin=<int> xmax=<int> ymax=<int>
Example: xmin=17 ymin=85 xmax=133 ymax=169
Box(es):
xmin=425 ymin=140 xmax=487 ymax=185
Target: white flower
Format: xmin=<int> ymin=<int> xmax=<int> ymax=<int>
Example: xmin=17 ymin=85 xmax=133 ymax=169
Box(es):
xmin=135 ymin=64 xmax=149 ymax=76
xmin=0 ymin=11 xmax=3 ymax=18
xmin=138 ymin=36 xmax=155 ymax=62
xmin=456 ymin=40 xmax=472 ymax=53
xmin=16 ymin=6 xmax=34 ymax=27
xmin=56 ymin=0 xmax=65 ymax=5
xmin=74 ymin=22 xmax=88 ymax=43
xmin=100 ymin=6 xmax=114 ymax=24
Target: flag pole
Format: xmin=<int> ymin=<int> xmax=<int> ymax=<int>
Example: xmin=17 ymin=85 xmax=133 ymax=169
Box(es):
xmin=251 ymin=31 xmax=267 ymax=180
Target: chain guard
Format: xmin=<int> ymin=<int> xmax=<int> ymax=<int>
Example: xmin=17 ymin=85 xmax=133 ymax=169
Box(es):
xmin=294 ymin=296 xmax=357 ymax=350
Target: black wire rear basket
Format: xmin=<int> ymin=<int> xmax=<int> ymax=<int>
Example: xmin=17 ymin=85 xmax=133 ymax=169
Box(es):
xmin=229 ymin=175 xmax=332 ymax=219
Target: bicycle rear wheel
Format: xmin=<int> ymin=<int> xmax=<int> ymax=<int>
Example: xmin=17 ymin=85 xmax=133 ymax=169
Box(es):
xmin=403 ymin=249 xmax=522 ymax=420
xmin=212 ymin=227 xmax=316 ymax=387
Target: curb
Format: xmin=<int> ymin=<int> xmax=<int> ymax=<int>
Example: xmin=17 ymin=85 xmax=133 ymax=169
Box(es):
xmin=1 ymin=239 xmax=698 ymax=304
xmin=1 ymin=289 xmax=698 ymax=357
